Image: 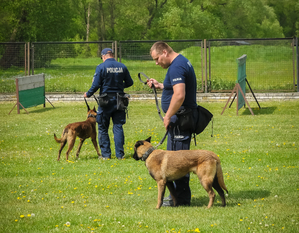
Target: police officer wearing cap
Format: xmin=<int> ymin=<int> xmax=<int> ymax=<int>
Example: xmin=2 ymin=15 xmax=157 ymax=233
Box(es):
xmin=84 ymin=48 xmax=133 ymax=160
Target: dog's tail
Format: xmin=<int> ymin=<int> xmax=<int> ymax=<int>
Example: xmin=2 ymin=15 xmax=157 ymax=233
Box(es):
xmin=216 ymin=163 xmax=228 ymax=193
xmin=54 ymin=132 xmax=66 ymax=143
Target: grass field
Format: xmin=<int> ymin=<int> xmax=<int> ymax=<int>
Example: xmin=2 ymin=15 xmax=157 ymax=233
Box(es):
xmin=0 ymin=99 xmax=298 ymax=232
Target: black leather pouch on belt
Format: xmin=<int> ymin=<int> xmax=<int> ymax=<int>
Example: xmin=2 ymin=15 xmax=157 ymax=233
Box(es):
xmin=176 ymin=108 xmax=194 ymax=131
xmin=117 ymin=93 xmax=130 ymax=111
xmin=98 ymin=93 xmax=110 ymax=107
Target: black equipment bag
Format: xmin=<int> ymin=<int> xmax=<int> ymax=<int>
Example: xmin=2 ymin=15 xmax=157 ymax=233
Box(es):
xmin=98 ymin=93 xmax=109 ymax=107
xmin=194 ymin=105 xmax=213 ymax=135
xmin=176 ymin=108 xmax=195 ymax=131
xmin=117 ymin=93 xmax=130 ymax=111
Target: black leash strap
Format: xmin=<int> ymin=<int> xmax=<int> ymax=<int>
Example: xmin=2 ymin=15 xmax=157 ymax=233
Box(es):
xmin=138 ymin=72 xmax=164 ymax=121
xmin=93 ymin=95 xmax=100 ymax=105
xmin=154 ymin=130 xmax=168 ymax=149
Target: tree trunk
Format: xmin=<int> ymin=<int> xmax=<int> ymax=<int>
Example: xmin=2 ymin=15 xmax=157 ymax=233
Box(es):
xmin=86 ymin=2 xmax=91 ymax=42
xmin=97 ymin=0 xmax=106 ymax=56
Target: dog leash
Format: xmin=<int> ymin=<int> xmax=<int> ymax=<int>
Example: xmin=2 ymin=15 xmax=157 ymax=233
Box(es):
xmin=154 ymin=129 xmax=168 ymax=149
xmin=93 ymin=95 xmax=100 ymax=105
xmin=138 ymin=72 xmax=164 ymax=121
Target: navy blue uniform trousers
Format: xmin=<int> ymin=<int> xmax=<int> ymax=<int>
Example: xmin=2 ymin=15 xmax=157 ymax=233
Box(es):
xmin=96 ymin=97 xmax=126 ymax=159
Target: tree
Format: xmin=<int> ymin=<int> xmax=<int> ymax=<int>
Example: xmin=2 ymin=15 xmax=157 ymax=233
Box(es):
xmin=0 ymin=0 xmax=83 ymax=68
xmin=266 ymin=0 xmax=299 ymax=37
xmin=145 ymin=0 xmax=284 ymax=40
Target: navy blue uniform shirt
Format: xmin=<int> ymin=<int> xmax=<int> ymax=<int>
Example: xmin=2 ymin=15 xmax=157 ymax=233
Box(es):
xmin=161 ymin=54 xmax=197 ymax=113
xmin=86 ymin=58 xmax=133 ymax=97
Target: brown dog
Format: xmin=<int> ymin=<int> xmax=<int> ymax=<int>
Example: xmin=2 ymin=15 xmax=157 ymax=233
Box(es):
xmin=54 ymin=100 xmax=101 ymax=161
xmin=133 ymin=137 xmax=228 ymax=209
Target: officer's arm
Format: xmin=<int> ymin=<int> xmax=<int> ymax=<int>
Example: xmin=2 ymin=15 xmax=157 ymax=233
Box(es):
xmin=163 ymin=83 xmax=185 ymax=129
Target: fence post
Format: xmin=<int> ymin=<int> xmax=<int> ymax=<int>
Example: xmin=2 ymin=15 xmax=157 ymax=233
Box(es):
xmin=114 ymin=41 xmax=118 ymax=61
xmin=31 ymin=43 xmax=34 ymax=75
xmin=201 ymin=41 xmax=203 ymax=92
xmin=208 ymin=40 xmax=211 ymax=92
xmin=24 ymin=43 xmax=27 ymax=76
xmin=297 ymin=37 xmax=299 ymax=92
xmin=27 ymin=42 xmax=30 ymax=76
xmin=204 ymin=39 xmax=207 ymax=93
xmin=119 ymin=41 xmax=122 ymax=63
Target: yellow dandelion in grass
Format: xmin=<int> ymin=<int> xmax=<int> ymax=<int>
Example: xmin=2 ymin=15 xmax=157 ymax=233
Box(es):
xmin=15 ymin=219 xmax=18 ymax=222
xmin=20 ymin=215 xmax=25 ymax=218
xmin=55 ymin=225 xmax=58 ymax=228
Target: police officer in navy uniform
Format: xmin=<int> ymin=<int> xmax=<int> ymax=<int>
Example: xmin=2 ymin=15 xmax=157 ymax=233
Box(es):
xmin=84 ymin=48 xmax=133 ymax=160
xmin=147 ymin=41 xmax=198 ymax=206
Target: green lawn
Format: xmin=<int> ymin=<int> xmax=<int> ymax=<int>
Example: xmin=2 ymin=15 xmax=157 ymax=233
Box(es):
xmin=0 ymin=100 xmax=298 ymax=232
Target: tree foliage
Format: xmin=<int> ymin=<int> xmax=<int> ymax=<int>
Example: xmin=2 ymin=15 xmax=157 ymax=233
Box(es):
xmin=266 ymin=0 xmax=299 ymax=37
xmin=0 ymin=0 xmax=297 ymax=43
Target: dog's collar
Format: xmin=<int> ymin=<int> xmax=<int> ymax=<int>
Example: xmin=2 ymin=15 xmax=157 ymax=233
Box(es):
xmin=141 ymin=147 xmax=155 ymax=161
xmin=88 ymin=114 xmax=96 ymax=118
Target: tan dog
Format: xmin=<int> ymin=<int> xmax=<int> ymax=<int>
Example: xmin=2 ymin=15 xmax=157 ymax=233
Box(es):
xmin=133 ymin=137 xmax=228 ymax=209
xmin=54 ymin=101 xmax=101 ymax=161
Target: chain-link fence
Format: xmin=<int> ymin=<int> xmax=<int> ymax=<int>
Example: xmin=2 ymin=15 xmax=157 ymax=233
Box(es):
xmin=119 ymin=40 xmax=203 ymax=93
xmin=0 ymin=42 xmax=28 ymax=93
xmin=0 ymin=38 xmax=297 ymax=94
xmin=208 ymin=38 xmax=296 ymax=92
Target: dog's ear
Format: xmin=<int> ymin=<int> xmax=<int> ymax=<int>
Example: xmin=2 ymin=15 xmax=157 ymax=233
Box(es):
xmin=93 ymin=106 xmax=96 ymax=112
xmin=145 ymin=137 xmax=151 ymax=143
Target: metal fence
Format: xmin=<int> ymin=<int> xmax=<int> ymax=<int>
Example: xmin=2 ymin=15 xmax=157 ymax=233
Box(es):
xmin=119 ymin=40 xmax=204 ymax=92
xmin=208 ymin=38 xmax=296 ymax=92
xmin=0 ymin=38 xmax=297 ymax=94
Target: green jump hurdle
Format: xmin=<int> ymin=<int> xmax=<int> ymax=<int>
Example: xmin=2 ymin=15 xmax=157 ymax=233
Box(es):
xmin=9 ymin=74 xmax=54 ymax=114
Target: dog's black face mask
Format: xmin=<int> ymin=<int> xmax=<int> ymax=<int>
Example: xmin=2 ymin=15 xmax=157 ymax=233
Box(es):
xmin=133 ymin=137 xmax=152 ymax=160
xmin=133 ymin=141 xmax=144 ymax=160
